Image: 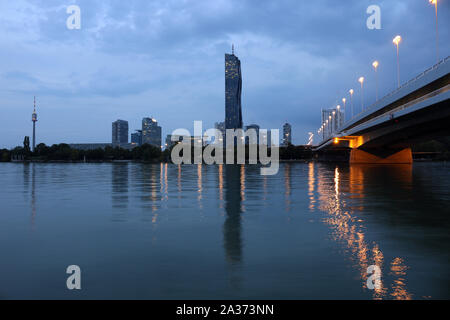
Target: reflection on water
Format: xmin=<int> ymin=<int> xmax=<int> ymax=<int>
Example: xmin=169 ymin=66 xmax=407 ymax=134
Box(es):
xmin=2 ymin=161 xmax=449 ymax=299
xmin=223 ymin=165 xmax=243 ymax=266
xmin=310 ymin=163 xmax=415 ymax=299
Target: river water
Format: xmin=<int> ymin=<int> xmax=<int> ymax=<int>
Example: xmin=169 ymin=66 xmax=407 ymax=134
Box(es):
xmin=0 ymin=162 xmax=448 ymax=299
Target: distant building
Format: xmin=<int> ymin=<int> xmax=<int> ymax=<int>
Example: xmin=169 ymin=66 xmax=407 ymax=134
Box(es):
xmin=165 ymin=134 xmax=182 ymax=149
xmin=69 ymin=143 xmax=136 ymax=151
xmin=142 ymin=117 xmax=162 ymax=148
xmin=260 ymin=130 xmax=272 ymax=147
xmin=214 ymin=122 xmax=225 ymax=145
xmin=112 ymin=120 xmax=129 ymax=146
xmin=245 ymin=124 xmax=260 ymax=145
xmin=131 ymin=130 xmax=142 ymax=146
xmin=225 ymin=46 xmax=243 ymax=130
xmin=215 ymin=122 xmax=225 ymax=134
xmin=69 ymin=143 xmax=112 ymax=151
xmin=283 ymin=123 xmax=292 ymax=146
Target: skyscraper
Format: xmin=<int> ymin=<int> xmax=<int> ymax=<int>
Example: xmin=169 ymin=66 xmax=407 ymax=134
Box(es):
xmin=131 ymin=130 xmax=142 ymax=146
xmin=283 ymin=123 xmax=292 ymax=146
xmin=225 ymin=45 xmax=243 ymax=130
xmin=142 ymin=117 xmax=162 ymax=148
xmin=245 ymin=124 xmax=260 ymax=145
xmin=112 ymin=120 xmax=129 ymax=146
xmin=31 ymin=97 xmax=37 ymax=152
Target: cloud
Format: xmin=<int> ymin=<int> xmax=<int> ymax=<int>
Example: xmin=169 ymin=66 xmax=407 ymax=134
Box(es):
xmin=0 ymin=0 xmax=449 ymax=147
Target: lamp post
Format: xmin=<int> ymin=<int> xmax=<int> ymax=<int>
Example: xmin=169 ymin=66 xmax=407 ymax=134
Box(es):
xmin=336 ymin=105 xmax=341 ymax=130
xmin=342 ymin=98 xmax=346 ymax=123
xmin=349 ymin=89 xmax=354 ymax=119
xmin=372 ymin=60 xmax=379 ymax=101
xmin=429 ymin=0 xmax=440 ymax=63
xmin=332 ymin=112 xmax=336 ymax=134
xmin=358 ymin=77 xmax=365 ymax=112
xmin=329 ymin=116 xmax=332 ymax=135
xmin=393 ymin=35 xmax=402 ymax=88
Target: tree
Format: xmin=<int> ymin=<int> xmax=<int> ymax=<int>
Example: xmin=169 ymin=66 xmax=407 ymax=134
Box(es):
xmin=23 ymin=136 xmax=31 ymax=154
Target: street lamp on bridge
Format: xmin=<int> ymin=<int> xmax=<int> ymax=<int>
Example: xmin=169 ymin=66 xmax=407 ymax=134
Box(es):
xmin=342 ymin=98 xmax=346 ymax=123
xmin=429 ymin=0 xmax=440 ymax=63
xmin=349 ymin=89 xmax=354 ymax=119
xmin=358 ymin=77 xmax=365 ymax=112
xmin=332 ymin=111 xmax=336 ymax=134
xmin=393 ymin=35 xmax=402 ymax=88
xmin=372 ymin=60 xmax=379 ymax=101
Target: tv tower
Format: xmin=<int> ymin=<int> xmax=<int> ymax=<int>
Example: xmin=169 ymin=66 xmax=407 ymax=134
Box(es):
xmin=32 ymin=96 xmax=37 ymax=152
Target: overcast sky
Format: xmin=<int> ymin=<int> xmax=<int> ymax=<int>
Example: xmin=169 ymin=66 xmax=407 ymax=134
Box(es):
xmin=0 ymin=0 xmax=449 ymax=148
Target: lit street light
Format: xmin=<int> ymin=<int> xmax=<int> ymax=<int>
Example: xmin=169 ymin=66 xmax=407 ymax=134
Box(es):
xmin=342 ymin=98 xmax=346 ymax=123
xmin=332 ymin=111 xmax=336 ymax=134
xmin=349 ymin=89 xmax=354 ymax=118
xmin=372 ymin=60 xmax=379 ymax=101
xmin=429 ymin=0 xmax=440 ymax=63
xmin=329 ymin=116 xmax=332 ymax=135
xmin=393 ymin=35 xmax=402 ymax=88
xmin=358 ymin=77 xmax=365 ymax=112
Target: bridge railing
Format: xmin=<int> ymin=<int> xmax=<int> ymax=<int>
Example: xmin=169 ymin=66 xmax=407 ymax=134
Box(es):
xmin=318 ymin=56 xmax=450 ymax=144
xmin=348 ymin=56 xmax=449 ymax=126
xmin=343 ymin=84 xmax=450 ymax=136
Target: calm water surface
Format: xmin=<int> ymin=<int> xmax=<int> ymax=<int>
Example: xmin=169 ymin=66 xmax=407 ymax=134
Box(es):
xmin=0 ymin=162 xmax=449 ymax=299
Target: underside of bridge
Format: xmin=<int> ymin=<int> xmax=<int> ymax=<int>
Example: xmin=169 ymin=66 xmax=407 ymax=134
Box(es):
xmin=316 ymin=98 xmax=450 ymax=164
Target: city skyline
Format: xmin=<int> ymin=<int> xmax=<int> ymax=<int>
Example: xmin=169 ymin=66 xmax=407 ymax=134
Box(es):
xmin=0 ymin=1 xmax=449 ymax=149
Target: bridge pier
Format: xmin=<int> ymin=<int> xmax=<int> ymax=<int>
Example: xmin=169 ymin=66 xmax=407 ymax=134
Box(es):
xmin=350 ymin=148 xmax=413 ymax=164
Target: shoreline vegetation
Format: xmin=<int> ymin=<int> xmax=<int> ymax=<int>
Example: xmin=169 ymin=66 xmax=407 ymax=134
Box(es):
xmin=0 ymin=142 xmax=314 ymax=163
xmin=1 ymin=141 xmax=448 ymax=163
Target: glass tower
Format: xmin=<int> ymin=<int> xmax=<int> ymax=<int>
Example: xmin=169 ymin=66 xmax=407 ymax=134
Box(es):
xmin=142 ymin=117 xmax=162 ymax=148
xmin=225 ymin=48 xmax=243 ymax=130
xmin=283 ymin=123 xmax=292 ymax=146
xmin=112 ymin=120 xmax=129 ymax=146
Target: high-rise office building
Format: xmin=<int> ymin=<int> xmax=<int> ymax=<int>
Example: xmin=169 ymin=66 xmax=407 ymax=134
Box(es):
xmin=283 ymin=123 xmax=292 ymax=146
xmin=245 ymin=124 xmax=260 ymax=145
xmin=112 ymin=120 xmax=129 ymax=146
xmin=142 ymin=117 xmax=162 ymax=148
xmin=215 ymin=122 xmax=225 ymax=134
xmin=131 ymin=130 xmax=142 ymax=146
xmin=260 ymin=130 xmax=272 ymax=147
xmin=225 ymin=45 xmax=243 ymax=130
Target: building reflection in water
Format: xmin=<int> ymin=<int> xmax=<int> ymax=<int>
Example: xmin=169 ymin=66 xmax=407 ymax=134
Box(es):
xmin=284 ymin=163 xmax=291 ymax=212
xmin=23 ymin=163 xmax=37 ymax=228
xmin=136 ymin=164 xmax=160 ymax=224
xmin=178 ymin=164 xmax=182 ymax=201
xmin=223 ymin=165 xmax=245 ymax=289
xmin=223 ymin=165 xmax=244 ymax=263
xmin=197 ymin=164 xmax=203 ymax=209
xmin=112 ymin=163 xmax=129 ymax=208
xmin=309 ymin=162 xmax=413 ymax=300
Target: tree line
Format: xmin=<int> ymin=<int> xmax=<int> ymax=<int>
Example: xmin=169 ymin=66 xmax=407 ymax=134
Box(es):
xmin=0 ymin=141 xmax=314 ymax=163
xmin=0 ymin=143 xmax=167 ymax=162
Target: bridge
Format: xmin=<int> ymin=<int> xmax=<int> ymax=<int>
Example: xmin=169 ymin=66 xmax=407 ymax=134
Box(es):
xmin=314 ymin=56 xmax=450 ymax=164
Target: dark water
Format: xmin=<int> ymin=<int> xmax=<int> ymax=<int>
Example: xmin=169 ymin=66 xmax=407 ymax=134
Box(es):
xmin=0 ymin=162 xmax=449 ymax=300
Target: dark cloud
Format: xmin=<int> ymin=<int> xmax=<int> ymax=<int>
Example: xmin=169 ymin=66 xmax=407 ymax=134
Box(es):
xmin=0 ymin=0 xmax=449 ymax=147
